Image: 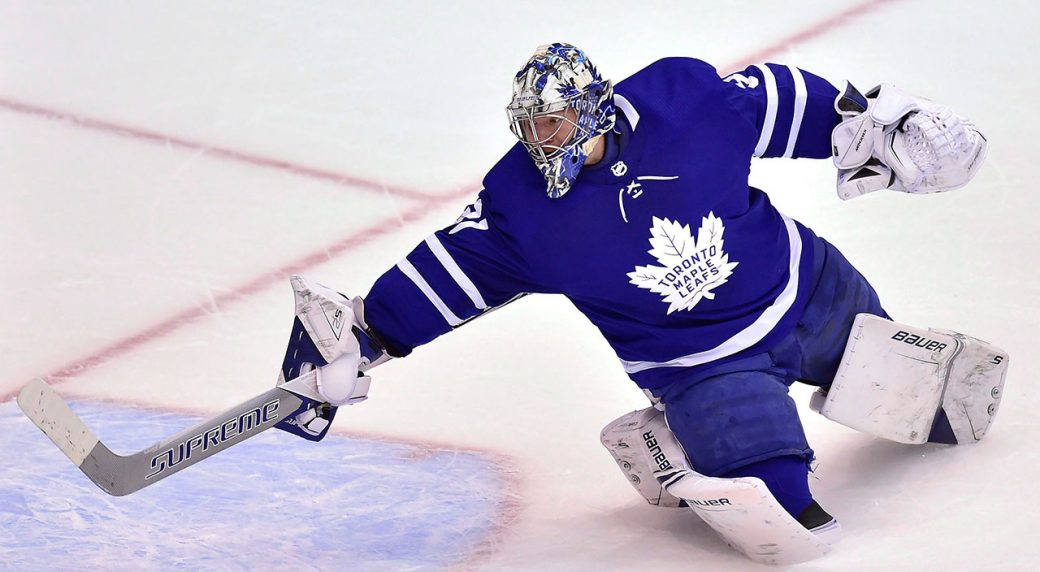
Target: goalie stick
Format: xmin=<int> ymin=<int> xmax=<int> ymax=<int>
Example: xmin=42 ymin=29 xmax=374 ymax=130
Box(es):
xmin=17 ymin=374 xmax=327 ymax=496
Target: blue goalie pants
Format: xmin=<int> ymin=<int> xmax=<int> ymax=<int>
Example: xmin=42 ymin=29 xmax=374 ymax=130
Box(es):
xmin=651 ymin=234 xmax=890 ymax=516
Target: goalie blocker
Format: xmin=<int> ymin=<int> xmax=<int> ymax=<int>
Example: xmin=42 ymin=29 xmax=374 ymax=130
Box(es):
xmin=274 ymin=275 xmax=391 ymax=441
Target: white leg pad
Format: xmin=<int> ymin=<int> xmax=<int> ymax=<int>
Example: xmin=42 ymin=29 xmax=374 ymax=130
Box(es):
xmin=603 ymin=408 xmax=837 ymax=565
xmin=600 ymin=407 xmax=688 ymax=508
xmin=661 ymin=470 xmax=834 ymax=566
xmin=813 ymin=314 xmax=1009 ymax=444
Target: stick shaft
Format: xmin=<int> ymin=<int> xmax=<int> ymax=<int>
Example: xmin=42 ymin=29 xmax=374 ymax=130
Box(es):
xmin=18 ymin=378 xmax=307 ymax=496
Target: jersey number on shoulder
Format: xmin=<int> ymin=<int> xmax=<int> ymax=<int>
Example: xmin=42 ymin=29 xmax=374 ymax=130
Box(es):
xmin=450 ymin=198 xmax=488 ymax=234
xmin=723 ymin=72 xmax=759 ymax=90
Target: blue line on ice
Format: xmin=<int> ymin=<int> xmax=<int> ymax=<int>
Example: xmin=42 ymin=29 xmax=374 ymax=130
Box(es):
xmin=0 ymin=399 xmax=506 ymax=570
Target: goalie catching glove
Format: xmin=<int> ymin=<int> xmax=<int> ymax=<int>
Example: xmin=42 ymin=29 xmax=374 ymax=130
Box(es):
xmin=274 ymin=275 xmax=391 ymax=441
xmin=831 ymin=82 xmax=987 ymax=200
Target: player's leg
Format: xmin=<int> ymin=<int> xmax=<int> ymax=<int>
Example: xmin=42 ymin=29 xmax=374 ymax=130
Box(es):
xmin=658 ymin=369 xmax=812 ymax=484
xmin=599 ymin=406 xmax=821 ymax=520
xmin=662 ymin=367 xmax=846 ymax=565
xmin=600 ymin=382 xmax=837 ymax=566
xmin=812 ymin=314 xmax=1009 ymax=444
xmin=793 ymin=236 xmax=1009 ymax=444
xmin=720 ymin=455 xmax=815 ymax=524
xmin=792 ymin=234 xmax=891 ymax=387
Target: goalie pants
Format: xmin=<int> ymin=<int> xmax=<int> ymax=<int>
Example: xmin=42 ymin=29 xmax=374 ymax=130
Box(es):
xmin=650 ymin=235 xmax=889 ymax=516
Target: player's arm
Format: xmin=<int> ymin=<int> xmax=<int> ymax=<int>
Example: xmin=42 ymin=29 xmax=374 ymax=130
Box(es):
xmin=722 ymin=63 xmax=986 ymax=199
xmin=272 ymin=189 xmax=535 ymax=440
xmin=722 ymin=63 xmax=841 ymax=160
xmin=361 ymin=189 xmax=536 ymax=356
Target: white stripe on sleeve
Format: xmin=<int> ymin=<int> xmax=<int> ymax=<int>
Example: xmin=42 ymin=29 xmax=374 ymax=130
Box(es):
xmin=396 ymin=259 xmax=464 ymax=327
xmin=752 ymin=64 xmax=778 ymax=157
xmin=614 ymin=94 xmax=640 ymax=131
xmin=425 ymin=234 xmax=488 ymax=311
xmin=783 ymin=65 xmax=808 ymax=158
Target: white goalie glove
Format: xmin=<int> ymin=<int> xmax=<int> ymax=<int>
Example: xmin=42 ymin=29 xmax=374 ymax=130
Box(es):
xmin=831 ymin=82 xmax=987 ymax=200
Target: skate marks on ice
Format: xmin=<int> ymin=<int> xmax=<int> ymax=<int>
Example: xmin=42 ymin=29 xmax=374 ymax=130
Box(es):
xmin=0 ymin=399 xmax=513 ymax=570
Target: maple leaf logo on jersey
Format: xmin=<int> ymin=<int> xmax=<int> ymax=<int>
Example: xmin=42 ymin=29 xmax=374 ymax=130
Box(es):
xmin=627 ymin=213 xmax=739 ymax=314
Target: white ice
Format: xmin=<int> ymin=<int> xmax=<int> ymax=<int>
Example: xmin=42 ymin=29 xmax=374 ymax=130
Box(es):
xmin=1 ymin=1 xmax=1038 ymax=570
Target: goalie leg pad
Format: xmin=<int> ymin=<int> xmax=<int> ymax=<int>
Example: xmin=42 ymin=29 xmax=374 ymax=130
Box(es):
xmin=600 ymin=407 xmax=689 ymax=508
xmin=602 ymin=409 xmax=838 ymax=564
xmin=812 ymin=314 xmax=1009 ymax=444
xmin=661 ymin=469 xmax=837 ymax=566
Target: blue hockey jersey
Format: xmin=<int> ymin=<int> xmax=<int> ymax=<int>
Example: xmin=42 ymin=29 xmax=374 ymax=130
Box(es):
xmin=364 ymin=58 xmax=842 ymax=389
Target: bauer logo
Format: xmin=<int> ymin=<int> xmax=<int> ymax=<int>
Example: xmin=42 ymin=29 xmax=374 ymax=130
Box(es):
xmin=145 ymin=398 xmax=280 ymax=479
xmin=628 ymin=213 xmax=739 ymax=314
xmin=641 ymin=430 xmax=673 ymax=472
xmin=891 ymin=331 xmax=948 ymax=353
xmin=688 ymin=498 xmax=732 ymax=507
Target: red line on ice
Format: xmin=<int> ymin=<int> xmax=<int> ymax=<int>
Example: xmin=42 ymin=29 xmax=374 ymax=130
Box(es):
xmin=38 ymin=191 xmax=468 ymax=385
xmin=0 ymin=1 xmax=903 ymax=566
xmin=1 ymin=0 xmax=899 ymax=407
xmin=722 ymin=0 xmax=898 ymax=73
xmin=0 ymin=96 xmax=437 ymax=201
xmin=0 ymin=0 xmax=895 ymax=209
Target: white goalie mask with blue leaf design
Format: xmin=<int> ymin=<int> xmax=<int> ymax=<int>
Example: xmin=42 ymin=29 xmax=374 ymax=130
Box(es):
xmin=507 ymin=43 xmax=615 ymax=199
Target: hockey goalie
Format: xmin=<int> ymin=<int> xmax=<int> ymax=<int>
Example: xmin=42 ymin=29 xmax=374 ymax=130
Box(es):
xmin=268 ymin=44 xmax=1004 ymax=565
xmin=20 ymin=41 xmax=1005 ymax=566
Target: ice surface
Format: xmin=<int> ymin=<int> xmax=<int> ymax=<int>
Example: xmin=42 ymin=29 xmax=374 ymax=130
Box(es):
xmin=1 ymin=0 xmax=1038 ymax=570
xmin=1 ymin=400 xmax=511 ymax=570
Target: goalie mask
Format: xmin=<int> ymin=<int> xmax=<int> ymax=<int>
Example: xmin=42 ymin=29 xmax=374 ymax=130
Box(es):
xmin=507 ymin=43 xmax=615 ymax=199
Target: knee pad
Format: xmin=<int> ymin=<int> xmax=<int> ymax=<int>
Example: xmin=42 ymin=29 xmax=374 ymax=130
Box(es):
xmin=812 ymin=314 xmax=1009 ymax=444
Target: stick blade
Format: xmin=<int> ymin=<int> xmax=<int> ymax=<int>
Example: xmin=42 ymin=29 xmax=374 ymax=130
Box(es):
xmin=18 ymin=378 xmax=101 ymax=468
